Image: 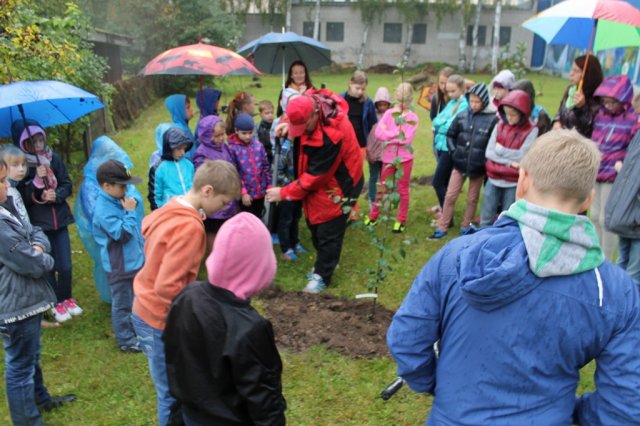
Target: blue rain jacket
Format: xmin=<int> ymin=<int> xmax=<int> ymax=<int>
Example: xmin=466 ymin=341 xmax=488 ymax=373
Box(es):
xmin=387 ymin=217 xmax=640 ymax=425
xmin=165 ymin=94 xmax=196 ymax=160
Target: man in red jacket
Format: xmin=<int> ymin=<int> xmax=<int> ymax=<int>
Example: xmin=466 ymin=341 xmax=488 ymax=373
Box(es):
xmin=267 ymin=89 xmax=363 ymax=293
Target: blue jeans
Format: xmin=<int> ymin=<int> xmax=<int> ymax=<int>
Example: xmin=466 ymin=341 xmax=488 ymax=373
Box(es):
xmin=109 ymin=279 xmax=137 ymax=347
xmin=480 ymin=180 xmax=517 ymax=227
xmin=45 ymin=227 xmax=72 ymax=303
xmin=618 ymin=237 xmax=640 ymax=286
xmin=0 ymin=314 xmax=50 ymax=426
xmin=132 ymin=313 xmax=174 ymax=426
xmin=368 ymin=161 xmax=382 ymax=204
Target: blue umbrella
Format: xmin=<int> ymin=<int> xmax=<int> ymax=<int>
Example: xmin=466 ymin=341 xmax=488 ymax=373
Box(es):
xmin=0 ymin=80 xmax=104 ymax=138
xmin=237 ymin=31 xmax=331 ymax=87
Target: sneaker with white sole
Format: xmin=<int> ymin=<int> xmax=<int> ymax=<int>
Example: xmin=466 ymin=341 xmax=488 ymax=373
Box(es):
xmin=294 ymin=243 xmax=306 ymax=254
xmin=51 ymin=303 xmax=72 ymax=323
xmin=62 ymin=298 xmax=83 ymax=316
xmin=282 ymin=248 xmax=299 ymax=261
xmin=303 ymin=274 xmax=327 ymax=294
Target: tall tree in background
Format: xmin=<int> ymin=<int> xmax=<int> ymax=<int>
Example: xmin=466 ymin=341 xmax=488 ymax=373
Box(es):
xmin=457 ymin=0 xmax=473 ymax=72
xmin=470 ymin=0 xmax=483 ymax=72
xmin=285 ymin=0 xmax=292 ymax=32
xmin=491 ymin=0 xmax=502 ymax=74
xmin=313 ymin=0 xmax=321 ymax=40
xmin=355 ymin=0 xmax=386 ymax=69
xmin=397 ymin=0 xmax=429 ymax=67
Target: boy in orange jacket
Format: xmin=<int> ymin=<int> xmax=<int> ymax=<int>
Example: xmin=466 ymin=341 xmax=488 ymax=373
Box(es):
xmin=132 ymin=160 xmax=240 ymax=426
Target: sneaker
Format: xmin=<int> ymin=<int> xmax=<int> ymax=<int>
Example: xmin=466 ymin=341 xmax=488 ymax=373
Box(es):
xmin=305 ymin=267 xmax=315 ymax=279
xmin=294 ymin=243 xmax=306 ymax=254
xmin=37 ymin=394 xmax=77 ymax=412
xmin=459 ymin=224 xmax=478 ymax=236
xmin=303 ymin=274 xmax=327 ymax=294
xmin=51 ymin=304 xmax=71 ymax=323
xmin=427 ymin=228 xmax=448 ymax=240
xmin=62 ymin=298 xmax=83 ymax=316
xmin=392 ymin=221 xmax=406 ymax=234
xmin=271 ymin=234 xmax=280 ymax=245
xmin=363 ymin=215 xmax=377 ymax=226
xmin=119 ymin=343 xmax=142 ymax=353
xmin=282 ymin=248 xmax=299 ymax=261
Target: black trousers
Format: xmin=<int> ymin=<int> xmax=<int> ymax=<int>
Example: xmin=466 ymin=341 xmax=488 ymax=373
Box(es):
xmin=432 ymin=150 xmax=454 ymax=208
xmin=307 ymin=214 xmax=349 ymax=285
xmin=277 ymin=200 xmax=302 ymax=253
xmin=240 ymin=197 xmax=265 ymax=219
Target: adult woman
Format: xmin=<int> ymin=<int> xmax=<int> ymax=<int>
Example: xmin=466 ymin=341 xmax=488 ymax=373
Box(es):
xmin=554 ymin=54 xmax=603 ymax=138
xmin=276 ymin=60 xmax=314 ymax=116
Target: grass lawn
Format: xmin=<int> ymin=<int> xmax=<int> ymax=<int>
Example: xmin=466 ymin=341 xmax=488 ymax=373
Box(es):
xmin=0 ymin=70 xmax=595 ymax=425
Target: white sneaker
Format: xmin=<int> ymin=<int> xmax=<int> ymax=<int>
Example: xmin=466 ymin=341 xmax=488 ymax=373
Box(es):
xmin=62 ymin=298 xmax=83 ymax=316
xmin=303 ymin=274 xmax=327 ymax=294
xmin=51 ymin=303 xmax=72 ymax=323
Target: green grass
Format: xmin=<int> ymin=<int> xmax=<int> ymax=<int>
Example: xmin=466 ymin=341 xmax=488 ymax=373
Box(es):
xmin=0 ymin=71 xmax=594 ymax=425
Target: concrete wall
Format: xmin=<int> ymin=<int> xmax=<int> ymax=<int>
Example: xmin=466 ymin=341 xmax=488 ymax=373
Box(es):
xmin=239 ymin=4 xmax=536 ymax=70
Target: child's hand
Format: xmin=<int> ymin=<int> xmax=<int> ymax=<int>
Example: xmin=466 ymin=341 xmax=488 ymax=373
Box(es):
xmin=32 ymin=244 xmax=44 ymax=254
xmin=242 ymin=193 xmax=252 ymax=206
xmin=615 ymin=161 xmax=623 ymax=173
xmin=121 ymin=196 xmax=138 ymax=211
xmin=43 ymin=189 xmax=56 ymax=203
xmin=36 ymin=165 xmax=48 ymax=178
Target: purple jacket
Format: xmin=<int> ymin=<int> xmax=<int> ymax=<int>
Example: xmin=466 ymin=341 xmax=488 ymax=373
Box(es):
xmin=194 ymin=115 xmax=238 ymax=220
xmin=227 ymin=134 xmax=271 ymax=199
xmin=592 ymin=75 xmax=638 ymax=183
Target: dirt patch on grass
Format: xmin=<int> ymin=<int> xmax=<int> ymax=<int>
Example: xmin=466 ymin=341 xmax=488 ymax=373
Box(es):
xmin=412 ymin=174 xmax=433 ymax=186
xmin=258 ymin=286 xmax=394 ymax=358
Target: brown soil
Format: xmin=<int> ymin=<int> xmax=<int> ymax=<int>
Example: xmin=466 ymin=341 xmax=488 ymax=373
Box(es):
xmin=412 ymin=174 xmax=434 ymax=186
xmin=258 ymin=286 xmax=394 ymax=358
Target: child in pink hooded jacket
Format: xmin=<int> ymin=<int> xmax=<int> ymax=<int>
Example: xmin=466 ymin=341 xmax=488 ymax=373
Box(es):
xmin=366 ymin=83 xmax=419 ymax=233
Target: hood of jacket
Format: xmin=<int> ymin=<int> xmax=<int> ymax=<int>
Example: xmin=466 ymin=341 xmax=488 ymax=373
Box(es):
xmin=309 ymin=88 xmax=349 ymax=146
xmin=11 ymin=118 xmax=42 ymax=146
xmin=594 ymin=74 xmax=633 ymax=105
xmin=165 ymin=94 xmax=190 ymax=127
xmin=196 ymin=115 xmax=223 ymax=150
xmin=491 ymin=70 xmax=515 ymax=90
xmin=206 ymin=212 xmax=276 ymax=300
xmin=142 ymin=197 xmax=202 ymax=238
xmin=374 ymin=87 xmax=392 ymax=104
xmin=195 ymin=88 xmax=221 ymax=116
xmin=498 ymin=89 xmax=532 ymax=125
xmin=161 ymin=127 xmax=193 ymax=160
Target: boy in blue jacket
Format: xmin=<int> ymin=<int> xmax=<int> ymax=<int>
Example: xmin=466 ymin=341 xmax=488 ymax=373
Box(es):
xmin=154 ymin=127 xmax=195 ymax=208
xmin=93 ymin=159 xmax=144 ymax=352
xmin=388 ymin=129 xmax=640 ymax=425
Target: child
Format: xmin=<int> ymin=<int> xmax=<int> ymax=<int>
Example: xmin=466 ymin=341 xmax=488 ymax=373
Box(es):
xmin=366 ymin=83 xmax=419 ymax=233
xmin=341 ymin=70 xmax=378 ymax=162
xmin=257 ymin=100 xmax=275 ymax=164
xmin=432 ymin=75 xmax=469 ymax=212
xmin=388 ymin=129 xmax=640 ymax=425
xmin=225 ymin=91 xmax=256 ymax=135
xmin=512 ymin=79 xmax=551 ymax=136
xmin=429 ymin=83 xmax=499 ymax=239
xmin=0 ymin=157 xmax=77 ymax=425
xmin=490 ymin=69 xmax=515 ymax=110
xmin=228 ymin=113 xmax=272 ymax=218
xmin=193 ymin=115 xmax=238 ymax=248
xmin=271 ymin=88 xmax=305 ymax=260
xmin=480 ymin=89 xmax=538 ymax=227
xmin=430 ymin=67 xmax=455 ymax=122
xmin=154 ymin=127 xmax=195 ymax=208
xmin=93 ymin=159 xmax=144 ymax=353
xmin=164 ymin=212 xmax=286 ymax=425
xmin=11 ymin=120 xmax=81 ymax=323
xmin=366 ymin=87 xmax=392 ymax=206
xmin=1 ymin=145 xmax=30 ymax=227
xmin=590 ymin=74 xmax=638 ymax=261
xmin=165 ymin=94 xmax=196 ymax=160
xmin=132 ymin=159 xmax=241 ymax=426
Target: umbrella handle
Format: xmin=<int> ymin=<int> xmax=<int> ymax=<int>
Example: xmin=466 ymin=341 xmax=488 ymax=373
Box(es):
xmin=578 ymin=20 xmax=597 ymax=94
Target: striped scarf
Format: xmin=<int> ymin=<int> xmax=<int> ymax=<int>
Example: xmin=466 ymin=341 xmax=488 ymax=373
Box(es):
xmin=504 ymin=200 xmax=603 ymax=277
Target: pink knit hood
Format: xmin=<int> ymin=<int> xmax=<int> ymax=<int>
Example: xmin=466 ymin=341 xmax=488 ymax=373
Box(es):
xmin=206 ymin=212 xmax=277 ymax=300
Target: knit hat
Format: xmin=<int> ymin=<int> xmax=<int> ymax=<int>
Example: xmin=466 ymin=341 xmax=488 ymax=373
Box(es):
xmin=286 ymin=95 xmax=316 ymax=137
xmin=234 ymin=113 xmax=255 ymax=132
xmin=206 ymin=212 xmax=277 ymax=300
xmin=374 ymin=87 xmax=392 ymax=105
xmin=466 ymin=83 xmax=490 ymax=109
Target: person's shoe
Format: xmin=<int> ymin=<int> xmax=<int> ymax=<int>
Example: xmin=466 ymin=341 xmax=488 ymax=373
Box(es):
xmin=459 ymin=224 xmax=478 ymax=236
xmin=62 ymin=298 xmax=83 ymax=316
xmin=271 ymin=234 xmax=280 ymax=245
xmin=363 ymin=215 xmax=377 ymax=226
xmin=294 ymin=243 xmax=306 ymax=254
xmin=305 ymin=267 xmax=315 ymax=280
xmin=392 ymin=221 xmax=406 ymax=234
xmin=283 ymin=248 xmax=299 ymax=261
xmin=51 ymin=304 xmax=71 ymax=323
xmin=37 ymin=394 xmax=77 ymax=412
xmin=427 ymin=228 xmax=448 ymax=240
xmin=119 ymin=343 xmax=142 ymax=353
xmin=303 ymin=274 xmax=327 ymax=294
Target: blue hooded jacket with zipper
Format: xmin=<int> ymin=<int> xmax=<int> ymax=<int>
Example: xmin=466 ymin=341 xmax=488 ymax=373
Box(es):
xmin=165 ymin=94 xmax=197 ymax=161
xmin=387 ymin=217 xmax=640 ymax=425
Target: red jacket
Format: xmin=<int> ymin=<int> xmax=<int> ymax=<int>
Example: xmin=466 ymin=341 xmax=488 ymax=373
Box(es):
xmin=281 ymin=89 xmax=364 ymax=225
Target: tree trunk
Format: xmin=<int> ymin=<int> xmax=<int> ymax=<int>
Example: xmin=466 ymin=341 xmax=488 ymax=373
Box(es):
xmin=458 ymin=16 xmax=467 ymax=72
xmin=285 ymin=0 xmax=292 ymax=32
xmin=491 ymin=0 xmax=502 ymax=74
xmin=357 ymin=22 xmax=370 ymax=70
xmin=401 ymin=24 xmax=414 ymax=67
xmin=313 ymin=0 xmax=321 ymax=40
xmin=470 ymin=1 xmax=482 ymax=72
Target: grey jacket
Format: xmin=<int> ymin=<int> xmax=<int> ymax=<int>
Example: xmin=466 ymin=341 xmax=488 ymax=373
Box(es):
xmin=0 ymin=204 xmax=56 ymax=324
xmin=605 ymin=131 xmax=640 ymax=239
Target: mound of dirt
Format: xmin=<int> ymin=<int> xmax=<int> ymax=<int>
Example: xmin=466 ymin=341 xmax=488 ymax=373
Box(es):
xmin=366 ymin=63 xmax=397 ymax=74
xmin=258 ymin=286 xmax=394 ymax=358
xmin=411 ymin=174 xmax=434 ymax=186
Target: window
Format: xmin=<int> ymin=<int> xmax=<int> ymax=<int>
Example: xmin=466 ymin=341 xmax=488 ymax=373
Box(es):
xmin=303 ymin=21 xmax=320 ymax=39
xmin=466 ymin=25 xmax=486 ymax=46
xmin=412 ymin=23 xmax=427 ymax=44
xmin=326 ymin=22 xmax=344 ymax=42
xmin=383 ymin=23 xmax=402 ymax=43
xmin=491 ymin=26 xmax=512 ymax=47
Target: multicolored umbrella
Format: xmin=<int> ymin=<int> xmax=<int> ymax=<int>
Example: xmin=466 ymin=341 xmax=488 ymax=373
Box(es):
xmin=141 ymin=43 xmax=261 ymax=76
xmin=522 ymin=0 xmax=640 ymax=52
